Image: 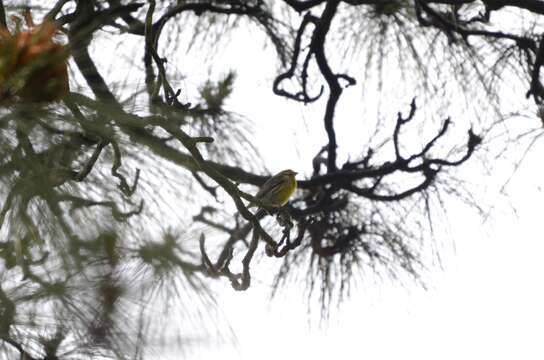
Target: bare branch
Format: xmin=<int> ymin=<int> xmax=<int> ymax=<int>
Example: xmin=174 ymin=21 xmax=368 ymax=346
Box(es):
xmin=0 ymin=0 xmax=6 ymax=30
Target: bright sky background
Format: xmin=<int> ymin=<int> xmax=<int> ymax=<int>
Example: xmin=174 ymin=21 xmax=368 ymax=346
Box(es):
xmin=4 ymin=1 xmax=544 ymax=359
xmin=182 ymin=141 xmax=544 ymax=360
xmin=202 ymin=165 xmax=544 ymax=360
xmin=175 ymin=21 xmax=544 ymax=360
xmin=68 ymin=3 xmax=544 ymax=359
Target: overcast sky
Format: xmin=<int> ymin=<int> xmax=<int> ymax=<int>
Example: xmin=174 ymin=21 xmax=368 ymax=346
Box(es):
xmin=71 ymin=4 xmax=544 ymax=359
xmin=181 ymin=140 xmax=544 ymax=360
xmin=175 ymin=20 xmax=544 ymax=360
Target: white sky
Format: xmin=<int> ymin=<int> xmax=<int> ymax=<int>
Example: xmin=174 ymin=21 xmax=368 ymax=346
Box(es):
xmin=54 ymin=3 xmax=544 ymax=359
xmin=184 ymin=153 xmax=544 ymax=360
xmin=175 ymin=19 xmax=544 ymax=360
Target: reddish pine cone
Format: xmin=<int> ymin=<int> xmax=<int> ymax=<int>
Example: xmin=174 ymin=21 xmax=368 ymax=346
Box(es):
xmin=0 ymin=20 xmax=69 ymax=103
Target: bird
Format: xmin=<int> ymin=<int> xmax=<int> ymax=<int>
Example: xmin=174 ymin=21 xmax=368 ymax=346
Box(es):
xmin=248 ymin=169 xmax=298 ymax=211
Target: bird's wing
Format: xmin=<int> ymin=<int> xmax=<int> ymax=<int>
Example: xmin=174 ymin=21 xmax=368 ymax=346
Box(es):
xmin=255 ymin=175 xmax=286 ymax=200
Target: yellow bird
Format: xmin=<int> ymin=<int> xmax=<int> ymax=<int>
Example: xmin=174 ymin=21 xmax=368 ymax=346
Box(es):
xmin=248 ymin=169 xmax=298 ymax=210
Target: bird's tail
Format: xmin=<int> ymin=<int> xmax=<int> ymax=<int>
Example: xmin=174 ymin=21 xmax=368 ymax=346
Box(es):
xmin=254 ymin=208 xmax=267 ymax=219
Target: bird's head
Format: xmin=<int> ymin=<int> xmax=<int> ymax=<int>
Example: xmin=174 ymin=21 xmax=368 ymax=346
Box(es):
xmin=279 ymin=169 xmax=298 ymax=177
